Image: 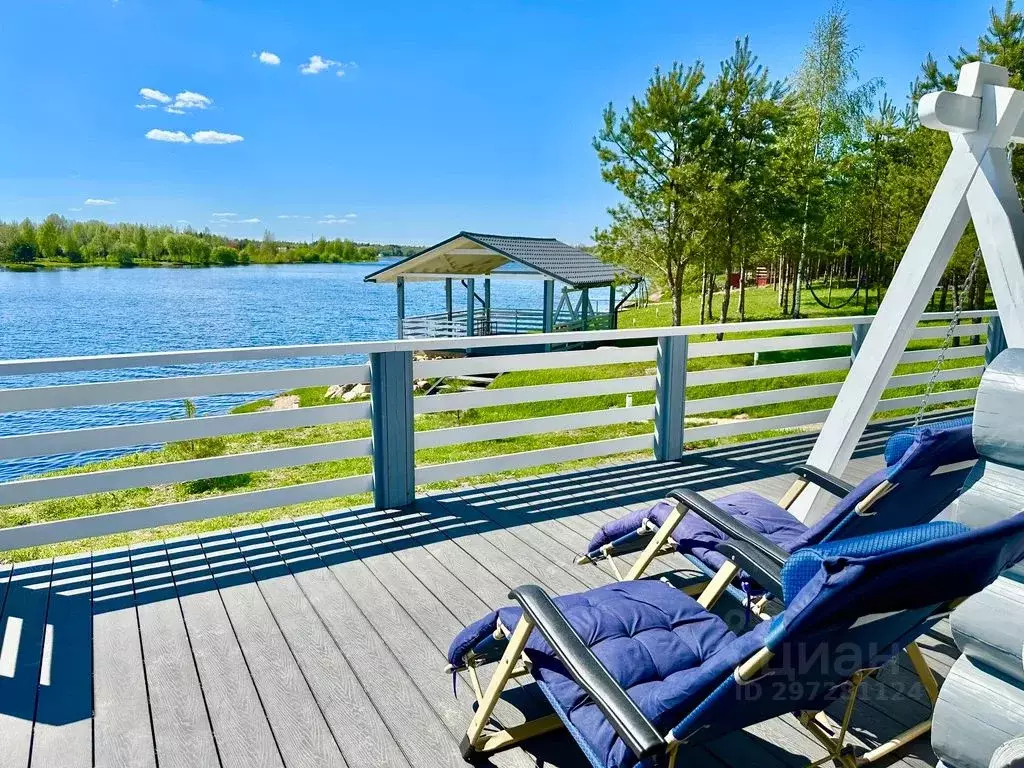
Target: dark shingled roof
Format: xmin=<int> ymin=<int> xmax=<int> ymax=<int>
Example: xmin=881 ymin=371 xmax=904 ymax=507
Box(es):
xmin=464 ymin=233 xmax=629 ymax=287
xmin=363 ymin=231 xmax=636 ymax=288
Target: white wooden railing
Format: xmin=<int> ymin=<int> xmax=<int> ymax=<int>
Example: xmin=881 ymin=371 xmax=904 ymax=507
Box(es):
xmin=0 ymin=310 xmax=1002 ymax=552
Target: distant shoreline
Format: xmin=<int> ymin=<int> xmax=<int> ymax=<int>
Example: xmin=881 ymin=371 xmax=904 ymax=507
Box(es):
xmin=0 ymin=258 xmax=387 ymax=272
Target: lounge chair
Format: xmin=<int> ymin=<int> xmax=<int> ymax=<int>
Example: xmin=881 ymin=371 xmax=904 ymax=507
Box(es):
xmin=578 ymin=416 xmax=976 ymax=608
xmin=448 ymin=514 xmax=1024 ymax=768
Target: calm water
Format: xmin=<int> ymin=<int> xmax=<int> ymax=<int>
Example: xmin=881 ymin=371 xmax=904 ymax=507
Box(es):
xmin=0 ymin=263 xmax=544 ymax=481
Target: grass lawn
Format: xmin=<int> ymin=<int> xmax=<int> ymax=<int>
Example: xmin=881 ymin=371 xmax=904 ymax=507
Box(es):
xmin=0 ymin=286 xmax=991 ymax=562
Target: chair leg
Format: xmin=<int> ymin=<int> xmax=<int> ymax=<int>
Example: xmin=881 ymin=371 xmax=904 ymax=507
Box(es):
xmin=778 ymin=478 xmax=809 ymax=510
xmin=696 ymin=561 xmax=740 ymax=609
xmin=799 ymin=649 xmax=938 ymax=767
xmin=849 ymin=642 xmax=937 ymax=766
xmin=624 ymin=503 xmax=686 ymax=580
xmin=460 ymin=617 xmax=565 ymax=761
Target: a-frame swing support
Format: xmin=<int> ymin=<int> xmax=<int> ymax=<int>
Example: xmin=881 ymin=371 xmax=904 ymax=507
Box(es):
xmin=792 ymin=62 xmax=1024 ymax=521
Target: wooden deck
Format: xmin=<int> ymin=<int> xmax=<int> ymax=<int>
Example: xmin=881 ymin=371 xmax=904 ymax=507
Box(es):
xmin=0 ymin=415 xmax=966 ymax=768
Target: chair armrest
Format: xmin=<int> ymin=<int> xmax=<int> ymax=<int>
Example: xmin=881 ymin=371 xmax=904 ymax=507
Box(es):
xmin=667 ymin=488 xmax=790 ymax=566
xmin=509 ymin=585 xmax=664 ymax=762
xmin=791 ymin=464 xmax=855 ymax=498
xmin=715 ymin=540 xmax=784 ymax=597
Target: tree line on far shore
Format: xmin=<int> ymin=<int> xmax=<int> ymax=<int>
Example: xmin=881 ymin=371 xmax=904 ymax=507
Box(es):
xmin=594 ymin=2 xmax=1020 ymax=324
xmin=0 ymin=215 xmax=419 ymax=268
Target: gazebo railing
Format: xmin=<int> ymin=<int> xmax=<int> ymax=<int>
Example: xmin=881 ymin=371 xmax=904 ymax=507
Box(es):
xmin=401 ymin=308 xmax=612 ymax=339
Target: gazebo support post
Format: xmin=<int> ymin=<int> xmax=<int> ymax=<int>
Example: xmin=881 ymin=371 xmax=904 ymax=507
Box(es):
xmin=484 ymin=278 xmax=492 ymax=335
xmin=396 ymin=276 xmax=406 ymax=339
xmin=581 ymin=288 xmax=590 ymax=331
xmin=542 ymin=280 xmax=555 ymax=333
xmin=445 ymin=278 xmax=453 ymax=328
xmin=608 ymin=284 xmax=617 ymax=329
xmin=466 ymin=278 xmax=476 ymax=337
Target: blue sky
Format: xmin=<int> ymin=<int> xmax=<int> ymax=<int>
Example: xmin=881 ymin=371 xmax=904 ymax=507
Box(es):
xmin=0 ymin=0 xmax=997 ymax=245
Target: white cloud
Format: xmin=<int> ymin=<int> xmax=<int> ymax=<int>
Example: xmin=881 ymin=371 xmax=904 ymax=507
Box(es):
xmin=211 ymin=212 xmax=238 ymax=218
xmin=300 ymin=55 xmax=333 ymax=74
xmin=277 ymin=214 xmax=312 ymax=219
xmin=84 ymin=198 xmax=116 ymax=206
xmin=345 ymin=213 xmax=357 ymax=219
xmin=135 ymin=103 xmax=157 ymax=110
xmin=318 ymin=217 xmax=348 ymax=224
xmin=192 ymin=130 xmax=244 ymax=144
xmin=146 ymin=129 xmax=192 ymax=143
xmin=299 ymin=54 xmax=354 ymax=76
xmin=172 ymin=91 xmax=212 ymax=110
xmin=69 ymin=207 xmax=82 ymax=212
xmin=139 ymin=87 xmax=171 ymax=104
xmin=239 ymin=217 xmax=261 ymax=224
xmin=255 ymin=51 xmax=281 ymax=66
xmin=164 ymin=107 xmax=186 ymax=115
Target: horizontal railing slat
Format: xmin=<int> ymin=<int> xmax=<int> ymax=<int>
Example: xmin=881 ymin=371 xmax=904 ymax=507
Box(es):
xmin=684 ymin=388 xmax=978 ymax=444
xmin=686 ymin=382 xmax=844 ymax=416
xmin=912 ymin=323 xmax=988 ymax=340
xmin=898 ymin=344 xmax=987 ymax=365
xmin=414 ymin=433 xmax=654 ymax=485
xmin=0 ymin=365 xmax=370 ymax=413
xmin=688 ymin=331 xmax=852 ymax=359
xmin=0 ymin=473 xmax=375 ymax=551
xmin=686 ymin=356 xmax=851 ymax=386
xmin=685 ymin=363 xmax=985 ymax=417
xmin=414 ymin=405 xmax=655 ymax=449
xmin=0 ymin=402 xmax=372 ymax=460
xmin=413 ymin=346 xmax=656 ymax=378
xmin=413 ymin=375 xmax=655 ymax=414
xmin=1 ymin=438 xmax=374 ymax=504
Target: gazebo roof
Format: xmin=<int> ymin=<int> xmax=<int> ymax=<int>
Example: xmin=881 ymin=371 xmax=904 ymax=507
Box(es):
xmin=364 ymin=231 xmax=636 ymax=288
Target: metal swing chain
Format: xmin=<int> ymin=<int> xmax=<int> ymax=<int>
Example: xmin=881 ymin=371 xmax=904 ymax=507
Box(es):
xmin=913 ymin=247 xmax=984 ymax=428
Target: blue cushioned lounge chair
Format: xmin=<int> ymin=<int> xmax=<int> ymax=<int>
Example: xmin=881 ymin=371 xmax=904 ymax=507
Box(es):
xmin=448 ymin=514 xmax=1024 ymax=768
xmin=578 ymin=416 xmax=976 ymax=609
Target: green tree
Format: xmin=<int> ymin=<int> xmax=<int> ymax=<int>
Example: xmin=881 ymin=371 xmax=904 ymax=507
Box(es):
xmin=594 ymin=61 xmax=716 ymax=324
xmin=212 ymin=245 xmax=238 ymax=266
xmin=705 ymin=37 xmax=792 ymax=327
xmin=790 ymin=4 xmax=879 ymax=316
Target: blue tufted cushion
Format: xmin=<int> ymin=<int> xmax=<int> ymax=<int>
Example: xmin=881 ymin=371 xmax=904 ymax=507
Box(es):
xmin=883 ymin=416 xmax=973 ymax=466
xmin=585 ymin=495 xmax=808 ymax=577
xmin=448 ymin=580 xmax=744 ymax=768
xmin=780 ymin=521 xmax=971 ymax=604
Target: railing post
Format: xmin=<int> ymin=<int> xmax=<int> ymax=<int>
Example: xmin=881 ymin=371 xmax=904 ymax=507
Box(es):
xmin=370 ymin=350 xmax=415 ymax=510
xmin=654 ymin=336 xmax=687 ymax=462
xmin=396 ymin=276 xmax=406 ymax=339
xmin=850 ymin=322 xmax=869 ymax=364
xmin=986 ymin=315 xmax=1007 ymax=365
xmin=466 ymin=278 xmax=476 ymax=337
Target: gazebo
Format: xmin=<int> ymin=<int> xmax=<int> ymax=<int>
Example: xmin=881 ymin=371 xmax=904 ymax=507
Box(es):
xmin=364 ymin=231 xmax=642 ymax=339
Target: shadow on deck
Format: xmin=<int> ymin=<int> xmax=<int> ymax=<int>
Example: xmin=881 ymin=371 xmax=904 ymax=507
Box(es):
xmin=0 ymin=411 xmax=966 ymax=768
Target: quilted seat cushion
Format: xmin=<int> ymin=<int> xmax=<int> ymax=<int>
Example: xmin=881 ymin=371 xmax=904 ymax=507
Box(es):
xmin=448 ymin=580 xmax=742 ymax=768
xmin=585 ymin=494 xmax=807 ymax=576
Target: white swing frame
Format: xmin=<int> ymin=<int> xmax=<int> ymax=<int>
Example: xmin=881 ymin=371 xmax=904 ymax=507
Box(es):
xmin=791 ymin=61 xmax=1024 ymax=521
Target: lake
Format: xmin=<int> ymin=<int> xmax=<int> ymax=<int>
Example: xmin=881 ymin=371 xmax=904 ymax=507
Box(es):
xmin=0 ymin=262 xmax=545 ymax=480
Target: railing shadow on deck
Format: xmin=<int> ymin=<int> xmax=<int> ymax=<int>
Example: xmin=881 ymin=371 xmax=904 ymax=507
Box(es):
xmin=0 ymin=409 xmax=967 ymax=729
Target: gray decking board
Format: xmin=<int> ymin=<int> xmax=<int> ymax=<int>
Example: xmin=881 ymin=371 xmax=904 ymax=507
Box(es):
xmin=30 ymin=553 xmax=93 ymax=768
xmin=226 ymin=522 xmax=411 ymax=768
xmin=130 ymin=542 xmax=220 ymax=768
xmin=0 ymin=417 xmax=966 ymax=768
xmin=196 ymin=529 xmax=348 ymax=768
xmin=164 ymin=535 xmax=285 ymax=768
xmin=280 ymin=513 xmax=469 ymax=768
xmin=0 ymin=558 xmax=52 ymax=768
xmin=92 ymin=549 xmax=156 ymax=768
